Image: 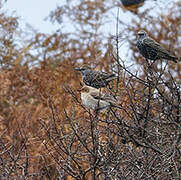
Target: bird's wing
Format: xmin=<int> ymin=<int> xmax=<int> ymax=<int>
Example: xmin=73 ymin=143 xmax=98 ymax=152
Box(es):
xmin=143 ymin=37 xmax=169 ymax=54
xmin=86 ymin=71 xmax=115 ymax=87
xmin=102 ymin=94 xmax=117 ymax=104
xmin=94 ymin=71 xmax=115 ymax=81
xmin=89 ymin=90 xmax=104 ymax=101
xmin=90 ymin=91 xmax=117 ymax=103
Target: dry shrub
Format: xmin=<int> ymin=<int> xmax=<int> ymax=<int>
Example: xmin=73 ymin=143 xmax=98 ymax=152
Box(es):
xmin=0 ymin=0 xmax=181 ymax=179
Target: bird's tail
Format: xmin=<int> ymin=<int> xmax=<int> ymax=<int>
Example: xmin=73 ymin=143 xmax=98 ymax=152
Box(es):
xmin=167 ymin=55 xmax=179 ymax=63
xmin=106 ymin=75 xmax=117 ymax=83
xmin=177 ymin=57 xmax=181 ymax=62
xmin=111 ymin=103 xmax=123 ymax=110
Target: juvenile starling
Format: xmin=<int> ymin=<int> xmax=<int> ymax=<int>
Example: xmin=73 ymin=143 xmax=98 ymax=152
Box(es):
xmin=80 ymin=86 xmax=119 ymax=113
xmin=74 ymin=65 xmax=116 ymax=89
xmin=136 ymin=30 xmax=178 ymax=63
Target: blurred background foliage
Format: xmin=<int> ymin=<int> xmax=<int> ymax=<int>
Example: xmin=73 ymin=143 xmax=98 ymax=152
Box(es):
xmin=0 ymin=0 xmax=181 ymax=179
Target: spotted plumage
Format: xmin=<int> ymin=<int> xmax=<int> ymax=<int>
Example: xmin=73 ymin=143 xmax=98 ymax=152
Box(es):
xmin=136 ymin=30 xmax=178 ymax=63
xmin=74 ymin=66 xmax=116 ymax=89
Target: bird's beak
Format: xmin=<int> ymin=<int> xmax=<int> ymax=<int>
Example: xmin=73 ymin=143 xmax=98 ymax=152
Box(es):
xmin=77 ymin=86 xmax=85 ymax=92
xmin=77 ymin=87 xmax=82 ymax=92
xmin=74 ymin=67 xmax=81 ymax=71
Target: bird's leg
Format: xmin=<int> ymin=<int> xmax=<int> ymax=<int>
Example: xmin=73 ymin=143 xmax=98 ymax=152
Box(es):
xmin=145 ymin=58 xmax=155 ymax=81
xmin=93 ymin=109 xmax=99 ymax=116
xmin=150 ymin=61 xmax=155 ymax=67
xmin=145 ymin=58 xmax=154 ymax=69
xmin=95 ymin=88 xmax=102 ymax=111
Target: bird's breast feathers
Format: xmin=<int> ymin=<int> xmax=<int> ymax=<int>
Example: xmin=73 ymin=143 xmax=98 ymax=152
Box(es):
xmin=81 ymin=93 xmax=96 ymax=110
xmin=81 ymin=92 xmax=110 ymax=111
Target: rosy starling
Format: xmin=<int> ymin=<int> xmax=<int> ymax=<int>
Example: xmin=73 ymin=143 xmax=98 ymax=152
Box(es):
xmin=136 ymin=30 xmax=178 ymax=63
xmin=80 ymin=86 xmax=119 ymax=113
xmin=74 ymin=65 xmax=116 ymax=89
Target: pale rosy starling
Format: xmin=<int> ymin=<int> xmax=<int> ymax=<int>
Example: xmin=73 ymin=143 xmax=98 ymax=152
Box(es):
xmin=80 ymin=86 xmax=119 ymax=113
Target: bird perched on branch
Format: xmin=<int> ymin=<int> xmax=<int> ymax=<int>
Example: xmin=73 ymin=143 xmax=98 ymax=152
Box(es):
xmin=74 ymin=65 xmax=116 ymax=89
xmin=120 ymin=0 xmax=145 ymax=13
xmin=136 ymin=30 xmax=179 ymax=63
xmin=80 ymin=86 xmax=120 ymax=113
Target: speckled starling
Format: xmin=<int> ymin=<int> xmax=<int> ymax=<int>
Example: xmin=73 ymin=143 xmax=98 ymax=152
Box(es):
xmin=80 ymin=86 xmax=118 ymax=112
xmin=136 ymin=30 xmax=178 ymax=63
xmin=74 ymin=65 xmax=116 ymax=89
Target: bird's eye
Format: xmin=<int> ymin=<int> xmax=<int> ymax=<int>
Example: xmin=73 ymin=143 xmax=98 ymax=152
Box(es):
xmin=140 ymin=32 xmax=145 ymax=36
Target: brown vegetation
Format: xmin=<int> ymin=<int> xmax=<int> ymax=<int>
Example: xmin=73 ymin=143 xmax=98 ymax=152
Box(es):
xmin=0 ymin=0 xmax=181 ymax=179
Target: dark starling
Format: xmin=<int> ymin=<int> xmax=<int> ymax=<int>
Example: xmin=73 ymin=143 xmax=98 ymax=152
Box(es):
xmin=136 ymin=30 xmax=178 ymax=63
xmin=74 ymin=65 xmax=116 ymax=89
xmin=120 ymin=0 xmax=145 ymax=13
xmin=121 ymin=0 xmax=145 ymax=7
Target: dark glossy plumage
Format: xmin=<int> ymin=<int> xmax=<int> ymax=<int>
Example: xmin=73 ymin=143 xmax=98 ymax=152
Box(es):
xmin=121 ymin=0 xmax=145 ymax=7
xmin=136 ymin=30 xmax=178 ymax=63
xmin=74 ymin=66 xmax=116 ymax=89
